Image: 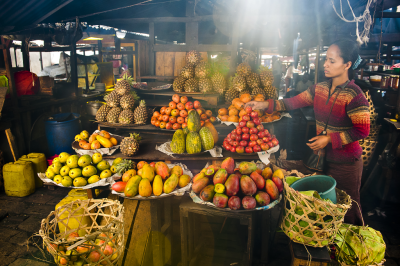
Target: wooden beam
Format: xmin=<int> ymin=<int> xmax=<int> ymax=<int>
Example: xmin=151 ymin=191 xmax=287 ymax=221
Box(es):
xmin=33 ymin=0 xmax=74 ymax=24
xmin=376 ymin=12 xmax=400 ymax=18
xmin=149 ymin=22 xmax=155 ymax=76
xmin=91 ymin=15 xmax=224 ymax=24
xmin=70 ymin=42 xmax=78 ymax=94
xmin=369 ymin=34 xmax=400 ymax=43
xmin=153 ymin=44 xmax=232 ymax=52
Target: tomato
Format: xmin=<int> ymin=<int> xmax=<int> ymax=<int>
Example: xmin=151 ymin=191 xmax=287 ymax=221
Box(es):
xmin=242 ymin=115 xmax=250 ymax=121
xmin=250 ymin=111 xmax=258 ymax=118
xmin=257 ymin=124 xmax=264 ymax=131
xmin=253 ymin=118 xmax=261 ymax=125
xmin=257 ymin=131 xmax=265 ymax=138
xmin=236 ymin=146 xmax=244 ymax=153
xmin=236 ymin=127 xmax=242 ymax=135
xmin=230 ymin=146 xmax=236 ymax=153
xmin=245 ymin=106 xmax=252 ymax=114
xmin=261 ymin=143 xmax=269 ymax=151
xmin=248 ymin=140 xmax=257 ymax=147
xmin=246 ymin=121 xmax=255 ymax=128
xmin=253 ymin=145 xmax=261 ymax=152
xmin=242 ymin=127 xmax=250 ymax=134
xmin=239 ymin=121 xmax=247 ymax=127
xmin=249 ymin=128 xmax=258 ymax=134
xmin=245 ymin=146 xmax=253 ymax=153
xmin=242 ymin=133 xmax=250 ymax=141
xmin=239 ymin=140 xmax=248 ymax=147
xmin=250 ymin=134 xmax=259 ymax=141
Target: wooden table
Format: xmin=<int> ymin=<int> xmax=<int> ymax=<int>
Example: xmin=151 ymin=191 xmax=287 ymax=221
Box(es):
xmin=300 ymin=107 xmax=316 ymax=141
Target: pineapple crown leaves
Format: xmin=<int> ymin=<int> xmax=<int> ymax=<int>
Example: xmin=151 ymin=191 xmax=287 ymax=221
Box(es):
xmin=129 ymin=132 xmax=142 ymax=142
xmin=115 ymin=159 xmax=136 ymax=175
xmin=257 ymin=65 xmax=272 ymax=74
xmin=139 ymin=100 xmax=146 ymax=107
xmin=122 ymin=73 xmax=135 ymax=86
xmin=130 ymin=90 xmax=140 ymax=101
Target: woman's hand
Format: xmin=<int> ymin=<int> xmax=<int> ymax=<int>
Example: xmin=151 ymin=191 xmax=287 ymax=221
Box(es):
xmin=244 ymin=101 xmax=269 ymax=110
xmin=306 ymin=135 xmax=331 ymax=151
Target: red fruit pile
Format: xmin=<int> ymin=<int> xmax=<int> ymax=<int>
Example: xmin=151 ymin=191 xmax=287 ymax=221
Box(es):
xmin=222 ymin=106 xmax=279 ymax=154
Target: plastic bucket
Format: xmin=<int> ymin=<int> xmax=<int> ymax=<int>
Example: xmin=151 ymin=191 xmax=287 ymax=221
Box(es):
xmin=45 ymin=113 xmax=81 ymax=156
xmin=289 ymin=175 xmax=337 ymax=203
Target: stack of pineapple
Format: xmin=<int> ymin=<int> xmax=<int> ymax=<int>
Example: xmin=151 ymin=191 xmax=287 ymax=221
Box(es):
xmin=225 ymin=63 xmax=277 ymax=103
xmin=173 ymin=50 xmax=226 ymax=95
xmin=95 ymin=74 xmax=148 ymax=125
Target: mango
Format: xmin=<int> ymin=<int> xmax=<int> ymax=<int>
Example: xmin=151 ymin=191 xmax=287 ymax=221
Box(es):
xmin=240 ymin=175 xmax=257 ymax=195
xmin=213 ymin=193 xmax=228 ymax=208
xmin=266 ymin=179 xmax=279 ymax=200
xmin=153 ymin=175 xmax=163 ymax=196
xmin=192 ymin=177 xmax=209 ymax=193
xmin=137 ymin=168 xmax=143 ymax=176
xmin=228 ymin=196 xmax=241 ymax=210
xmin=213 ymin=169 xmax=228 ymax=185
xmin=238 ymin=162 xmax=257 ymax=175
xmin=137 ymin=161 xmax=147 ymax=169
xmin=255 ymin=169 xmax=262 ymax=175
xmin=178 ymin=174 xmax=191 ymax=188
xmin=214 ymin=183 xmax=225 ymax=194
xmin=262 ymin=167 xmax=273 ymax=179
xmin=95 ymin=135 xmax=113 ymax=148
xmin=141 ymin=164 xmax=155 ymax=182
xmin=273 ymin=169 xmax=284 ymax=180
xmin=111 ymin=181 xmax=126 ymax=193
xmin=225 ymin=174 xmax=239 ymax=196
xmin=233 ymin=168 xmax=242 ymax=178
xmin=272 ymin=176 xmax=283 ymax=193
xmin=139 ymin=179 xmax=152 ymax=197
xmin=255 ymin=191 xmax=271 ymax=206
xmin=193 ymin=172 xmax=206 ymax=183
xmin=250 ymin=171 xmax=265 ymax=190
xmin=122 ymin=169 xmax=137 ymax=182
xmin=155 ymin=162 xmax=169 ymax=179
xmin=242 ymin=196 xmax=256 ymax=210
xmin=163 ymin=174 xmax=179 ymax=194
xmin=170 ymin=165 xmax=183 ymax=178
xmin=124 ymin=175 xmax=142 ymax=197
xmin=221 ymin=157 xmax=235 ymax=174
xmin=200 ymin=185 xmax=215 ymax=202
xmin=204 ymin=168 xmax=214 ymax=178
xmin=200 ymin=168 xmax=207 ymax=173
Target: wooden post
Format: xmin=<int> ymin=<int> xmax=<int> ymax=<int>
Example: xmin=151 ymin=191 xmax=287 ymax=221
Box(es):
xmin=98 ymin=40 xmax=103 ymax=62
xmin=70 ymin=42 xmax=78 ymax=95
xmin=314 ymin=44 xmax=321 ymax=84
xmin=22 ymin=37 xmax=30 ymax=71
xmin=149 ymin=22 xmax=155 ymax=76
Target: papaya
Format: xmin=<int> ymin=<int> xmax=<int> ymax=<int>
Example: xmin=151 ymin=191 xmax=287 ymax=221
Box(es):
xmin=95 ymin=135 xmax=113 ymax=148
xmin=261 ymin=167 xmax=273 ymax=180
xmin=255 ymin=191 xmax=271 ymax=206
xmin=250 ymin=171 xmax=265 ymax=190
xmin=213 ymin=169 xmax=228 ymax=185
xmin=206 ymin=165 xmax=219 ymax=177
xmin=192 ymin=177 xmax=209 ymax=193
xmin=272 ymin=169 xmax=284 ymax=180
xmin=111 ymin=181 xmax=126 ymax=193
xmin=214 ymin=183 xmax=225 ymax=194
xmin=170 ymin=165 xmax=183 ymax=178
xmin=228 ymin=196 xmax=241 ymax=210
xmin=124 ymin=175 xmax=142 ymax=197
xmin=163 ymin=174 xmax=179 ymax=194
xmin=139 ymin=179 xmax=152 ymax=197
xmin=242 ymin=196 xmax=256 ymax=210
xmin=155 ymin=162 xmax=169 ymax=179
xmin=221 ymin=157 xmax=235 ymax=174
xmin=200 ymin=185 xmax=215 ymax=202
xmin=225 ymin=174 xmax=240 ymax=196
xmin=141 ymin=163 xmax=155 ymax=182
xmin=213 ymin=193 xmax=228 ymax=208
xmin=204 ymin=168 xmax=214 ymax=178
xmin=272 ymin=176 xmax=283 ymax=193
xmin=265 ymin=179 xmax=279 ymax=200
xmin=238 ymin=162 xmax=257 ymax=175
xmin=178 ymin=174 xmax=191 ymax=188
xmin=255 ymin=169 xmax=262 ymax=175
xmin=153 ymin=175 xmax=163 ymax=196
xmin=233 ymin=168 xmax=242 ymax=178
xmin=240 ymin=175 xmax=257 ymax=196
xmin=193 ymin=172 xmax=206 ymax=183
xmin=204 ymin=122 xmax=219 ymax=144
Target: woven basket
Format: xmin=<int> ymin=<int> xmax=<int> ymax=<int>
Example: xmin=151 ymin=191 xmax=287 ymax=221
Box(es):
xmin=359 ymin=139 xmax=378 ymax=167
xmin=367 ymin=125 xmax=380 ymax=140
xmin=0 ymin=150 xmax=3 ymax=187
xmin=364 ymin=91 xmax=377 ymax=117
xmin=280 ymin=181 xmax=351 ymax=247
xmin=39 ymin=199 xmax=124 ymax=265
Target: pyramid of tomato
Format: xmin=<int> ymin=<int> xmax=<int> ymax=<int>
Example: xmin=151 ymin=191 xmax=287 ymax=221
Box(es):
xmin=222 ymin=106 xmax=279 ymax=153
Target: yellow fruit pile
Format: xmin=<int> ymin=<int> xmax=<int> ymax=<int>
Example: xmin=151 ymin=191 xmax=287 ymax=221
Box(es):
xmin=111 ymin=161 xmax=191 ymax=198
xmin=75 ymin=130 xmax=118 ymax=150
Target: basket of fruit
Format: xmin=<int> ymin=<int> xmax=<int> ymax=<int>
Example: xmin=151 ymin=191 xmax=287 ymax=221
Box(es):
xmin=40 ymin=198 xmax=124 ymax=266
xmin=73 ymin=130 xmax=123 ymax=156
xmin=110 ymin=161 xmax=193 ymax=200
xmin=189 ymin=157 xmax=283 ymax=211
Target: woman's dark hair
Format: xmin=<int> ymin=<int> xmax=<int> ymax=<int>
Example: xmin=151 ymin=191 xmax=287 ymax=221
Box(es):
xmin=331 ymin=39 xmax=365 ymax=80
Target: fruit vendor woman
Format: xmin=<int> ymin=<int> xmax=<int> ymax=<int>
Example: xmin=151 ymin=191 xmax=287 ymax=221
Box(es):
xmin=246 ymin=39 xmax=370 ymax=225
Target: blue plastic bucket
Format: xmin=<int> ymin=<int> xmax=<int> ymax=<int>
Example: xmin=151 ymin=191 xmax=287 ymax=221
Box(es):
xmin=45 ymin=113 xmax=81 ymax=156
xmin=289 ymin=175 xmax=337 ymax=203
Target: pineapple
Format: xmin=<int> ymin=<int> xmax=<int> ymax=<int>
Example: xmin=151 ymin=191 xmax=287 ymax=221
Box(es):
xmin=115 ymin=73 xmax=133 ymax=95
xmin=251 ymin=87 xmax=267 ymax=98
xmin=198 ymin=78 xmax=213 ymax=93
xmin=184 ymin=78 xmax=199 ymax=93
xmin=115 ymin=159 xmax=137 ymax=175
xmin=180 ymin=65 xmax=195 ymax=79
xmin=120 ymin=94 xmax=135 ymax=110
xmin=232 ymin=75 xmax=247 ymax=92
xmin=186 ymin=50 xmax=202 ymax=65
xmin=246 ymin=72 xmax=261 ymax=89
xmin=173 ymin=77 xmax=186 ymax=92
xmin=120 ymin=133 xmax=141 ymax=156
xmin=236 ymin=63 xmax=251 ymax=77
xmin=195 ymin=62 xmax=211 ymax=79
xmin=95 ymin=105 xmax=111 ymax=122
xmin=211 ymin=72 xmax=226 ymax=95
xmin=225 ymin=87 xmax=239 ymax=103
xmin=259 ymin=66 xmax=274 ymax=87
xmin=106 ymin=107 xmax=122 ymax=123
xmin=105 ymin=91 xmax=121 ymax=108
xmin=264 ymin=85 xmax=278 ymax=100
xmin=118 ymin=109 xmax=135 ymax=124
xmin=133 ymin=100 xmax=148 ymax=125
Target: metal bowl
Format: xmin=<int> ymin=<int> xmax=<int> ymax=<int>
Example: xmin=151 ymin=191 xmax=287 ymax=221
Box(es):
xmin=86 ymin=101 xmax=105 ymax=116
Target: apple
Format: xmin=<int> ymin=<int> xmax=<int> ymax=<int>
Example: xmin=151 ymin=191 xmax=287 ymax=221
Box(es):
xmin=173 ymin=123 xmax=181 ymax=130
xmin=250 ymin=111 xmax=258 ymax=118
xmin=258 ymin=131 xmax=266 ymax=138
xmin=253 ymin=118 xmax=261 ymax=125
xmin=172 ymin=94 xmax=180 ymax=103
xmin=236 ymin=127 xmax=242 ymax=135
xmin=182 ymin=122 xmax=187 ymax=128
xmin=180 ymin=96 xmax=188 ymax=104
xmin=236 ymin=146 xmax=245 ymax=153
xmin=153 ymin=111 xmax=160 ymax=117
xmin=253 ymin=145 xmax=261 ymax=152
xmin=267 ymin=141 xmax=274 ymax=147
xmin=271 ymin=138 xmax=279 ymax=146
xmin=242 ymin=133 xmax=250 ymax=141
xmin=171 ymin=109 xmax=179 ymax=116
xmin=250 ymin=128 xmax=258 ymax=134
xmin=245 ymin=146 xmax=253 ymax=153
xmin=177 ymin=102 xmax=185 ymax=110
xmin=157 ymin=114 xmax=163 ymax=121
xmin=242 ymin=127 xmax=250 ymax=134
xmin=166 ymin=122 xmax=172 ymax=130
xmin=249 ymin=140 xmax=257 ymax=147
xmin=165 ymin=107 xmax=172 ymax=115
xmin=261 ymin=143 xmax=270 ymax=151
xmin=169 ymin=116 xmax=177 ymax=124
xmin=240 ymin=140 xmax=248 ymax=147
xmin=256 ymin=139 xmax=264 ymax=146
xmin=196 ymin=108 xmax=204 ymax=116
xmin=257 ymin=124 xmax=264 ymax=131
xmin=245 ymin=106 xmax=252 ymax=114
xmin=160 ymin=107 xmax=166 ymax=115
xmin=242 ymin=115 xmax=250 ymax=121
xmin=169 ymin=101 xmax=177 ymax=109
xmin=232 ymin=141 xmax=239 ymax=147
xmin=194 ymin=100 xmax=202 ymax=109
xmin=246 ymin=121 xmax=255 ymax=128
xmin=185 ymin=101 xmax=194 ymax=110
xmin=210 ymin=116 xmax=216 ymax=123
xmin=263 ymin=137 xmax=269 ymax=142
xmin=239 ymin=121 xmax=247 ymax=127
xmin=250 ymin=134 xmax=258 ymax=141
xmin=162 ymin=115 xmax=169 ymax=122
xmin=230 ymin=146 xmax=236 ymax=153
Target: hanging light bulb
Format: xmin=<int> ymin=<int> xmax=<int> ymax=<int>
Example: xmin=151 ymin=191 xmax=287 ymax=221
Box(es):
xmin=116 ymin=31 xmax=126 ymax=39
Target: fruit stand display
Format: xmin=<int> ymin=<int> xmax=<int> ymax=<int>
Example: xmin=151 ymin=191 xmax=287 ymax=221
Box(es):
xmin=189 ymin=157 xmax=283 ymax=211
xmin=110 ymin=161 xmax=193 ymax=199
xmin=73 ymin=130 xmax=122 ymax=155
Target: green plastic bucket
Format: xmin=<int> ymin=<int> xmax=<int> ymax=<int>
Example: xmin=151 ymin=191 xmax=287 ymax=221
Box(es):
xmin=290 ymin=175 xmax=337 ymax=203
